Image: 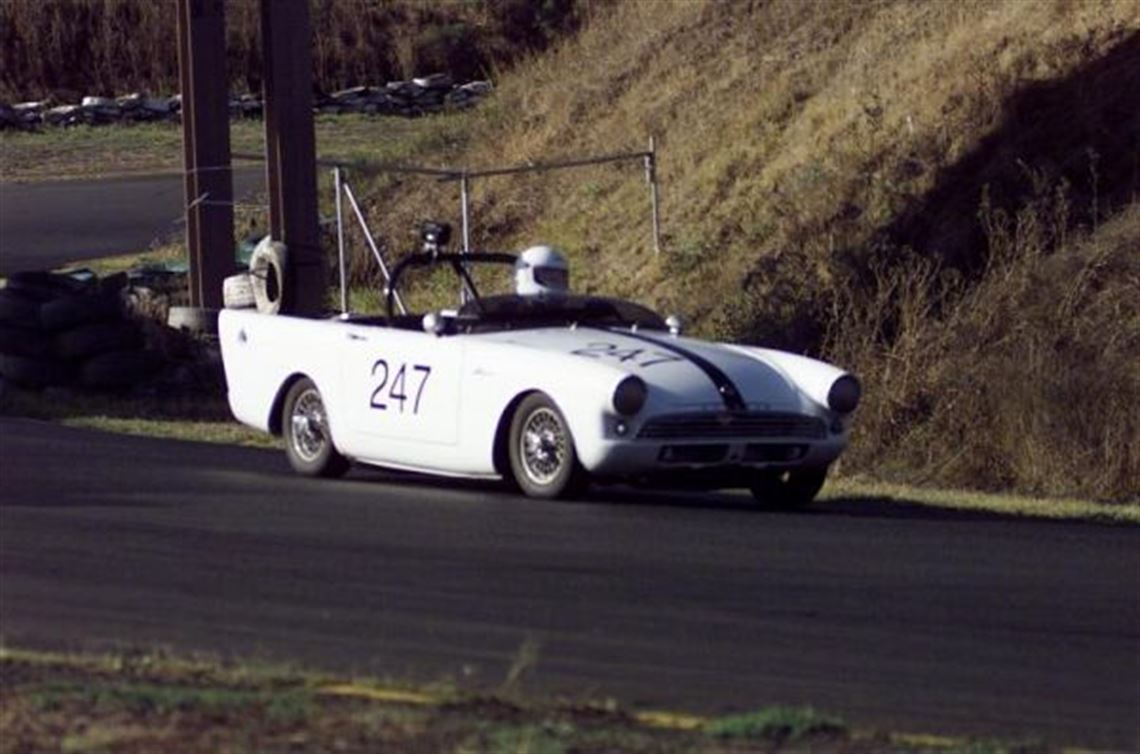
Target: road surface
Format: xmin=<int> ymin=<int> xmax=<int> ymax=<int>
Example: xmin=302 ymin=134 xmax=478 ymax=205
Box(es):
xmin=0 ymin=169 xmax=264 ymax=275
xmin=0 ymin=418 xmax=1137 ymax=749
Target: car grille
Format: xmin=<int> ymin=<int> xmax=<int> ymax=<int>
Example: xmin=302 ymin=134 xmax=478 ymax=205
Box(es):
xmin=637 ymin=411 xmax=826 ymax=440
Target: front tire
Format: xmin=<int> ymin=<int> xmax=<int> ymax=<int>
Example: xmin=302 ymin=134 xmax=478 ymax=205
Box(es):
xmin=282 ymin=377 xmax=350 ymax=478
xmin=508 ymin=392 xmax=587 ymax=499
xmin=749 ymin=467 xmax=827 ymax=509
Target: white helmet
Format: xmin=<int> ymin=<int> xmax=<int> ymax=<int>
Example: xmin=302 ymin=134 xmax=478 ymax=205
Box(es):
xmin=515 ymin=245 xmax=569 ymax=296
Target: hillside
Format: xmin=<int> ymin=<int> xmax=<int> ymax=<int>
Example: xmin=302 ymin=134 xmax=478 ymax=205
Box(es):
xmin=347 ymin=0 xmax=1139 ymax=501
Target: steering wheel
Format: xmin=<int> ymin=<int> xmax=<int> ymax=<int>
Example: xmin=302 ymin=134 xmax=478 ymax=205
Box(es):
xmin=386 ymin=252 xmax=518 ymax=321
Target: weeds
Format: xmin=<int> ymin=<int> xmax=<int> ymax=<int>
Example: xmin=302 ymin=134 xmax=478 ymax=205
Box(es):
xmin=704 ymin=706 xmax=846 ymax=743
xmin=3 ymin=646 xmax=1084 ymax=754
xmin=825 ymin=196 xmax=1140 ymax=502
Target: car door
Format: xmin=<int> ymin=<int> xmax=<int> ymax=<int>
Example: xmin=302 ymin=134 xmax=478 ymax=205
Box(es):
xmin=339 ymin=323 xmax=465 ymax=452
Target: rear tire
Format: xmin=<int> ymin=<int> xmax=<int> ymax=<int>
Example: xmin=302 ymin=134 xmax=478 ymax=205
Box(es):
xmin=508 ymin=392 xmax=588 ymax=499
xmin=282 ymin=377 xmax=350 ymax=478
xmin=749 ymin=467 xmax=828 ymax=509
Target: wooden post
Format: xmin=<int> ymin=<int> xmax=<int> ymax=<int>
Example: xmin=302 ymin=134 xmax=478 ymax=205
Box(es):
xmin=260 ymin=0 xmax=325 ymax=315
xmin=176 ymin=0 xmax=234 ymax=309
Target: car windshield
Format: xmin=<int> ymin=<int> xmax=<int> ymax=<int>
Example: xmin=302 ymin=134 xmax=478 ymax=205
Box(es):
xmin=459 ymin=294 xmax=668 ymax=331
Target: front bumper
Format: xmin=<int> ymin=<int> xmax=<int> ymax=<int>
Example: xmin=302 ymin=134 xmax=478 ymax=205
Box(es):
xmin=581 ymin=434 xmax=847 ymax=481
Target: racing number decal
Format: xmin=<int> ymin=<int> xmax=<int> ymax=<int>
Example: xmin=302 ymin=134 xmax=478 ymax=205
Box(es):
xmin=370 ymin=359 xmax=432 ymax=414
xmin=571 ymin=342 xmax=684 ymax=368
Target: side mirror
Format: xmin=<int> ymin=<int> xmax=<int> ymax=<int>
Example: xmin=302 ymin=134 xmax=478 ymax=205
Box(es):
xmin=666 ymin=314 xmax=683 ymax=336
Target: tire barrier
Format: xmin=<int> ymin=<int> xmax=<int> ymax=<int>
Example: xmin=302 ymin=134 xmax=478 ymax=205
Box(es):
xmin=0 ymin=76 xmax=493 ymax=131
xmin=79 ymin=349 xmax=163 ymax=390
xmin=222 ymin=272 xmax=256 ymax=310
xmin=167 ymin=306 xmax=219 ymax=336
xmin=249 ymin=237 xmax=287 ymax=315
xmin=0 ymin=270 xmax=163 ymax=392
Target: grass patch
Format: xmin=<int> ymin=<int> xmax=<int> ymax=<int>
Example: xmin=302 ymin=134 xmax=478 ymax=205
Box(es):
xmin=30 ymin=681 xmax=315 ymax=723
xmin=59 ymin=416 xmax=277 ymax=448
xmin=63 ymin=243 xmax=185 ymax=278
xmin=821 ymin=478 xmax=1140 ymax=525
xmin=0 ymin=645 xmax=1081 ymax=754
xmin=0 ymin=381 xmax=275 ymax=449
xmin=704 ymin=706 xmax=846 ymax=743
xmin=0 ymin=112 xmax=473 ymax=183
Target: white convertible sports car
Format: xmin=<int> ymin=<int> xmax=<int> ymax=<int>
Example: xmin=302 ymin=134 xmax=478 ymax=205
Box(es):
xmin=219 ymin=226 xmax=860 ymax=504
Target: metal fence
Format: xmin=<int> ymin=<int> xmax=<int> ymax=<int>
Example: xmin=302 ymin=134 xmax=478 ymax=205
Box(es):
xmin=315 ymin=138 xmax=662 ymax=314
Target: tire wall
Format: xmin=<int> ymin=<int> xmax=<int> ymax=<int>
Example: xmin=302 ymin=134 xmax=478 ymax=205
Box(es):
xmin=0 ymin=272 xmax=160 ymax=391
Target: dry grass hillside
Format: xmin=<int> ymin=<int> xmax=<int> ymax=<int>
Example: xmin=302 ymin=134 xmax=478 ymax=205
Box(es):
xmin=347 ymin=0 xmax=1139 ymax=501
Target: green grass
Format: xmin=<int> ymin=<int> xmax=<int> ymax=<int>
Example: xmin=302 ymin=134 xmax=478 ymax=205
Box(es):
xmin=30 ymin=681 xmax=315 ymax=722
xmin=56 ymin=244 xmax=185 ymax=278
xmin=0 ymin=383 xmax=275 ymax=449
xmin=0 ymin=111 xmax=476 ymax=183
xmin=0 ymin=646 xmax=1086 ymax=754
xmin=704 ymin=707 xmax=846 ymax=742
xmin=821 ymin=478 xmax=1140 ymax=525
xmin=60 ymin=416 xmax=278 ymax=448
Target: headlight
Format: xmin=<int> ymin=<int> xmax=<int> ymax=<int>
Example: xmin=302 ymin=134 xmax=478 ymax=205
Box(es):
xmin=612 ymin=376 xmax=648 ymax=416
xmin=827 ymin=374 xmax=861 ymax=414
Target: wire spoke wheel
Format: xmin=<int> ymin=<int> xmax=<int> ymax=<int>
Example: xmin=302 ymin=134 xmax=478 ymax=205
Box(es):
xmin=508 ymin=393 xmax=587 ymax=499
xmin=282 ymin=377 xmax=350 ymax=478
xmin=519 ymin=407 xmax=568 ymax=485
xmin=290 ymin=388 xmax=329 ymax=463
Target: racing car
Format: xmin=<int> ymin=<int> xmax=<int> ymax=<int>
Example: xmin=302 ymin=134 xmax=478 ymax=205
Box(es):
xmin=219 ymin=223 xmax=860 ymax=504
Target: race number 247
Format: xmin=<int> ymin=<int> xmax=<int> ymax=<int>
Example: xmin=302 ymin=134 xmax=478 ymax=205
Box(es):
xmin=369 ymin=360 xmax=431 ymax=414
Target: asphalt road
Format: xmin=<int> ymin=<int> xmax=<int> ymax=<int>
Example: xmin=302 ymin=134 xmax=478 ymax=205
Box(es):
xmin=0 ymin=169 xmax=264 ymax=275
xmin=1 ymin=418 xmax=1137 ymax=749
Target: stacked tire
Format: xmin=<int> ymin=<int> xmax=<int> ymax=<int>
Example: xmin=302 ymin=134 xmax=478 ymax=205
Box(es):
xmin=0 ymin=271 xmax=161 ymax=391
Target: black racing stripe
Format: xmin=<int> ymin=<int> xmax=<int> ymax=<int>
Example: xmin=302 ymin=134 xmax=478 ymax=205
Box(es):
xmin=599 ymin=327 xmax=747 ymax=412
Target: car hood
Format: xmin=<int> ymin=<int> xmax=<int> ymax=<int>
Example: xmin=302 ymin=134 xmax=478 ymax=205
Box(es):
xmin=473 ymin=326 xmax=806 ymax=412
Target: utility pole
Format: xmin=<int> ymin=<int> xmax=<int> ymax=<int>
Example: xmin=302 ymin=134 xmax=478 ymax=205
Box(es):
xmin=260 ymin=0 xmax=325 ymax=314
xmin=176 ymin=0 xmax=233 ymax=310
xmin=176 ymin=0 xmax=324 ymax=317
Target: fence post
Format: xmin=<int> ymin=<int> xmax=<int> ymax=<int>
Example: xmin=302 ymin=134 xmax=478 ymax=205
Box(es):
xmin=176 ymin=0 xmax=233 ymax=309
xmin=646 ymin=135 xmax=661 ymax=255
xmin=460 ymin=172 xmax=472 ymax=304
xmin=260 ymin=0 xmax=324 ymax=315
xmin=334 ymin=166 xmax=347 ymax=314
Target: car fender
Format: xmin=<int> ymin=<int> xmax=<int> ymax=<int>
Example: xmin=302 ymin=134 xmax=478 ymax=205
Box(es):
xmin=728 ymin=345 xmax=855 ymax=413
xmin=219 ymin=309 xmax=346 ymax=436
xmin=457 ymin=340 xmax=633 ymax=472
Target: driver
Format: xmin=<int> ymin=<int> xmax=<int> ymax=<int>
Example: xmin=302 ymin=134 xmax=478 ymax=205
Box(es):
xmin=515 ymin=245 xmax=570 ymax=296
